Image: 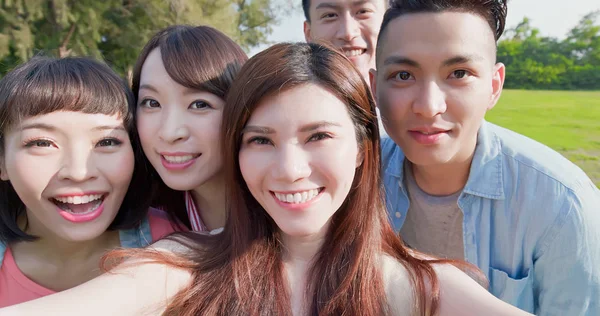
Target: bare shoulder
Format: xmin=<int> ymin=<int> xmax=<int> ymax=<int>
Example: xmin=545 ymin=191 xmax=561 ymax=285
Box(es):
xmin=380 ymin=255 xmax=415 ymax=315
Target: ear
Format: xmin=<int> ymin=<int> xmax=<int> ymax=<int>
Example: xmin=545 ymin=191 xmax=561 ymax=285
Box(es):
xmin=304 ymin=21 xmax=312 ymax=42
xmin=369 ymin=68 xmax=378 ymax=104
xmin=488 ymin=62 xmax=505 ymax=111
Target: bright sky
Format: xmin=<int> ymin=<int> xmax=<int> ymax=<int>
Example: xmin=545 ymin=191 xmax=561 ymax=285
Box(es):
xmin=249 ymin=0 xmax=600 ymax=56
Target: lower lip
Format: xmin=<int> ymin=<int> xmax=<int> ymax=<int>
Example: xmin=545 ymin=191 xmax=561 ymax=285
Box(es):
xmin=160 ymin=155 xmax=199 ymax=170
xmin=409 ymin=131 xmax=449 ymax=145
xmin=58 ymin=200 xmax=105 ymax=223
xmin=271 ymin=190 xmax=323 ymax=211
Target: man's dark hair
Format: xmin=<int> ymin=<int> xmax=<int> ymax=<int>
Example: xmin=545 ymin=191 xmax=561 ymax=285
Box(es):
xmin=302 ymin=0 xmax=311 ymax=22
xmin=377 ymin=0 xmax=508 ymax=54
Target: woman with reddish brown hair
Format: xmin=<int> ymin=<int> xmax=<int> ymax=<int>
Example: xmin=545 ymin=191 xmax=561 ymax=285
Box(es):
xmin=0 ymin=43 xmax=532 ymax=316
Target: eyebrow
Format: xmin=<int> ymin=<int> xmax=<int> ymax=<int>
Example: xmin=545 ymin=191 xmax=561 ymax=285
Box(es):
xmin=383 ymin=54 xmax=485 ymax=68
xmin=241 ymin=121 xmax=342 ymax=134
xmin=442 ymin=54 xmax=485 ymax=67
xmin=315 ymin=0 xmax=369 ymax=10
xmin=383 ymin=56 xmax=420 ymax=68
xmin=138 ymin=84 xmax=158 ymax=93
xmin=299 ymin=121 xmax=342 ymax=132
xmin=241 ymin=126 xmax=275 ymax=134
xmin=20 ymin=123 xmax=125 ymax=132
xmin=92 ymin=125 xmax=126 ymax=132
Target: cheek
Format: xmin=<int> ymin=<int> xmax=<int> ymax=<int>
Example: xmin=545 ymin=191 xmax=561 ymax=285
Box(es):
xmin=99 ymin=149 xmax=135 ymax=188
xmin=378 ymin=88 xmax=410 ymax=118
xmin=6 ymin=153 xmax=55 ymax=196
xmin=313 ymin=24 xmax=337 ymax=40
xmin=238 ymin=150 xmax=265 ymax=193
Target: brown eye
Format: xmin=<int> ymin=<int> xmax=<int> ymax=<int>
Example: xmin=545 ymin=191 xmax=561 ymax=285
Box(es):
xmin=140 ymin=99 xmax=160 ymax=108
xmin=453 ymin=70 xmax=466 ymax=78
xmin=396 ymin=71 xmax=412 ymax=81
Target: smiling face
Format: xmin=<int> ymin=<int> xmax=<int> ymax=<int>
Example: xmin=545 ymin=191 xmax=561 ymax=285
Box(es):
xmin=239 ymin=84 xmax=361 ymax=238
xmin=0 ymin=111 xmax=134 ymax=242
xmin=372 ymin=11 xmax=505 ymax=168
xmin=304 ymin=0 xmax=386 ymax=80
xmin=136 ymin=48 xmax=225 ymax=192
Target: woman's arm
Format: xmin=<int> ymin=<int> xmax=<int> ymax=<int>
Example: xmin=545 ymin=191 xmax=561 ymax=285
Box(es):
xmin=434 ymin=264 xmax=533 ymax=316
xmin=0 ymin=240 xmax=192 ymax=316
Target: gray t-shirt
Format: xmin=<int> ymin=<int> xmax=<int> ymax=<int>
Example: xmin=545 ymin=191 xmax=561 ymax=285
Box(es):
xmin=400 ymin=162 xmax=465 ymax=260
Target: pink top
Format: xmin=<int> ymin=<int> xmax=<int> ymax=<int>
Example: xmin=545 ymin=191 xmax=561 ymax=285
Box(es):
xmin=0 ymin=208 xmax=181 ymax=307
xmin=185 ymin=191 xmax=207 ymax=232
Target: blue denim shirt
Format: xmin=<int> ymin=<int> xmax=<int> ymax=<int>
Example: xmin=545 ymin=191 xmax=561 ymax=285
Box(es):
xmin=381 ymin=121 xmax=600 ymax=315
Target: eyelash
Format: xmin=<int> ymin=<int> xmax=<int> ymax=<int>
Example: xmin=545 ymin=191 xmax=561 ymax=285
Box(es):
xmin=246 ymin=132 xmax=333 ymax=145
xmin=24 ymin=138 xmax=55 ymax=148
xmin=189 ymin=100 xmax=212 ymax=110
xmin=23 ymin=138 xmax=123 ymax=149
xmin=139 ymin=98 xmax=160 ymax=108
xmin=389 ymin=69 xmax=472 ymax=81
xmin=96 ymin=138 xmax=123 ymax=147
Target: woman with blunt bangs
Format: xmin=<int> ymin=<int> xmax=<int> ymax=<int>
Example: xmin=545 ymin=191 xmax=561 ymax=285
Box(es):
xmin=0 ymin=43 xmax=532 ymax=316
xmin=0 ymin=56 xmax=177 ymax=307
xmin=131 ymin=25 xmax=247 ymax=233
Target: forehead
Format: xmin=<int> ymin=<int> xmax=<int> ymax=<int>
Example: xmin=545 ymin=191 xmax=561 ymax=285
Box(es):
xmin=310 ymin=0 xmax=384 ymax=10
xmin=379 ymin=11 xmax=496 ymax=63
xmin=248 ymin=84 xmax=351 ymax=126
xmin=17 ymin=111 xmax=125 ymax=131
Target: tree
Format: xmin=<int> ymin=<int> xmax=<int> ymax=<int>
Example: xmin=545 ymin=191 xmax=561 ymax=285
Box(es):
xmin=0 ymin=0 xmax=288 ymax=76
xmin=497 ymin=13 xmax=600 ymax=90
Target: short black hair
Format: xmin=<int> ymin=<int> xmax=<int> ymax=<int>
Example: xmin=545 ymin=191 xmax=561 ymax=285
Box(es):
xmin=377 ymin=0 xmax=508 ymax=58
xmin=0 ymin=56 xmax=152 ymax=244
xmin=302 ymin=0 xmax=311 ymax=22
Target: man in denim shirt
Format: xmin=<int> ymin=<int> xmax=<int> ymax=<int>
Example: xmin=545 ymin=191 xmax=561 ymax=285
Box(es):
xmin=369 ymin=0 xmax=600 ymax=315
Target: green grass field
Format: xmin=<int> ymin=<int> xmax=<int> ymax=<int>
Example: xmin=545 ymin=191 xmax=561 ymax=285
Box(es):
xmin=486 ymin=89 xmax=600 ymax=187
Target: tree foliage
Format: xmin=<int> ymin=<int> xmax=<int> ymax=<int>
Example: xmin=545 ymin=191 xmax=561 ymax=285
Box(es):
xmin=0 ymin=0 xmax=288 ymax=76
xmin=498 ymin=11 xmax=600 ymax=90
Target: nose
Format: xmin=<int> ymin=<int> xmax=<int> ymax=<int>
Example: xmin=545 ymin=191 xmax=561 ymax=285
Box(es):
xmin=57 ymin=144 xmax=98 ymax=182
xmin=158 ymin=106 xmax=190 ymax=143
xmin=272 ymin=144 xmax=311 ymax=183
xmin=412 ymin=81 xmax=447 ymax=118
xmin=336 ymin=14 xmax=361 ymax=42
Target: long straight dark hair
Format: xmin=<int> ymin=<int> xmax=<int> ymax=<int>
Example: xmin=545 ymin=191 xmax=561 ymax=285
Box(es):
xmin=107 ymin=42 xmax=477 ymax=315
xmin=129 ymin=25 xmax=248 ymax=228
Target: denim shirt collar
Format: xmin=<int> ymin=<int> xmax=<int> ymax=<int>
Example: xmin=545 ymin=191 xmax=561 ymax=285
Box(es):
xmin=384 ymin=120 xmax=505 ymax=200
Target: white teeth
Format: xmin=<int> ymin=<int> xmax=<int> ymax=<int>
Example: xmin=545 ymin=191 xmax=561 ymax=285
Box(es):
xmin=344 ymin=49 xmax=364 ymax=57
xmin=163 ymin=155 xmax=196 ymax=163
xmin=274 ymin=189 xmax=321 ymax=204
xmin=55 ymin=194 xmax=102 ymax=205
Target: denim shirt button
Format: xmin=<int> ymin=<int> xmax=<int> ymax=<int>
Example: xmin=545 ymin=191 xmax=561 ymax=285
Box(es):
xmin=395 ymin=211 xmax=402 ymax=218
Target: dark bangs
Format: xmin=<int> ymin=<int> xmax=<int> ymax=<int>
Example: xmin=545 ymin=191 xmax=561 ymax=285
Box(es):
xmin=132 ymin=25 xmax=248 ymax=100
xmin=0 ymin=56 xmax=133 ymax=136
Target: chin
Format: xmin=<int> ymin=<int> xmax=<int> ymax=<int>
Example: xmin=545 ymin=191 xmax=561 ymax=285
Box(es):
xmin=279 ymin=225 xmax=322 ymax=238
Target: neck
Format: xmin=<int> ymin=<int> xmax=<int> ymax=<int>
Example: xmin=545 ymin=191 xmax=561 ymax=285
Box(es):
xmin=409 ymin=149 xmax=476 ymax=196
xmin=280 ymin=224 xmax=328 ymax=264
xmin=191 ymin=174 xmax=227 ymax=230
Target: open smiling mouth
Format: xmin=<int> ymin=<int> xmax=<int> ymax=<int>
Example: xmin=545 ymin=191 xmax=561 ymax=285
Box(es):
xmin=272 ymin=188 xmax=325 ymax=204
xmin=51 ymin=194 xmax=106 ymax=215
xmin=343 ymin=49 xmax=366 ymax=57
